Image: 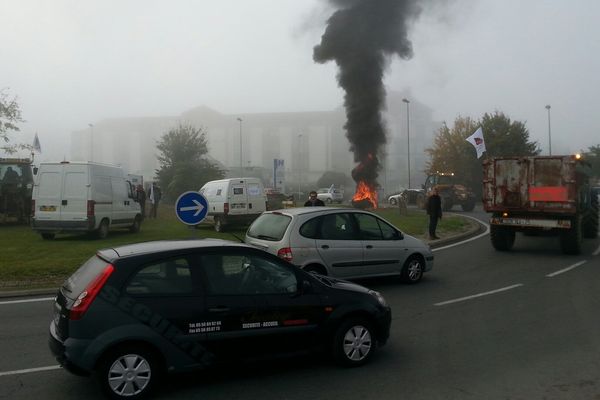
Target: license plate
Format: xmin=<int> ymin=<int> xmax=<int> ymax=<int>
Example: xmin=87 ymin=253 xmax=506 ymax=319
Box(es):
xmin=40 ymin=205 xmax=57 ymax=212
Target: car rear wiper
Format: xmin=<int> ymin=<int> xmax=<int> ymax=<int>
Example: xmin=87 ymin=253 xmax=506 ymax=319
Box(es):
xmin=256 ymin=234 xmax=279 ymax=240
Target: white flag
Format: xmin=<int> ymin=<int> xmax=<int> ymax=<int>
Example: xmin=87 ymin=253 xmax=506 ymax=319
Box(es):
xmin=33 ymin=133 xmax=42 ymax=153
xmin=466 ymin=127 xmax=486 ymax=159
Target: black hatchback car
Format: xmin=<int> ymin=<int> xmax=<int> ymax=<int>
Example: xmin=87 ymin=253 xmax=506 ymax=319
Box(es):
xmin=49 ymin=239 xmax=391 ymax=399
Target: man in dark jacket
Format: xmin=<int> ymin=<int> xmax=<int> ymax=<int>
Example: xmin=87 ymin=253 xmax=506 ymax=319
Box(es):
xmin=304 ymin=191 xmax=325 ymax=207
xmin=426 ymin=187 xmax=442 ymax=240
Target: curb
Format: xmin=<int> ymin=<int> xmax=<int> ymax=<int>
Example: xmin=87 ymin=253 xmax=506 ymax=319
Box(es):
xmin=0 ymin=214 xmax=488 ymax=299
xmin=428 ymin=213 xmax=487 ymax=249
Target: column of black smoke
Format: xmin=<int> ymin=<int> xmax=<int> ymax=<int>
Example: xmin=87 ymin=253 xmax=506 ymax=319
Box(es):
xmin=313 ymin=0 xmax=421 ymax=191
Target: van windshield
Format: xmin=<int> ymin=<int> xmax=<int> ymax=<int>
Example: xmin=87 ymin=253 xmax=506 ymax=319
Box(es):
xmin=247 ymin=213 xmax=291 ymax=241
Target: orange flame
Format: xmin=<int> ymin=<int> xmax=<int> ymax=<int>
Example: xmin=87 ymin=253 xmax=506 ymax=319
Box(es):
xmin=353 ymin=181 xmax=378 ymax=209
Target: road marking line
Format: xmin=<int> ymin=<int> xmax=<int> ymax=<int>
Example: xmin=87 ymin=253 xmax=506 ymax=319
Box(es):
xmin=432 ymin=214 xmax=490 ymax=252
xmin=434 ymin=284 xmax=524 ymax=306
xmin=0 ymin=365 xmax=61 ymax=377
xmin=0 ymin=297 xmax=54 ymax=306
xmin=546 ymin=260 xmax=587 ymax=278
xmin=593 ymin=245 xmax=600 ymax=256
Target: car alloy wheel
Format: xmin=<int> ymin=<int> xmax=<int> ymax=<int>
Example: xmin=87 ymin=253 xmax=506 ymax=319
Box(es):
xmin=108 ymin=354 xmax=151 ymax=397
xmin=401 ymin=256 xmax=423 ymax=283
xmin=98 ymin=346 xmax=159 ymax=400
xmin=333 ymin=318 xmax=375 ymax=367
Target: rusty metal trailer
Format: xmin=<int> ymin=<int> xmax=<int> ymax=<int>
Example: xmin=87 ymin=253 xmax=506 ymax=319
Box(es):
xmin=482 ymin=155 xmax=598 ymax=254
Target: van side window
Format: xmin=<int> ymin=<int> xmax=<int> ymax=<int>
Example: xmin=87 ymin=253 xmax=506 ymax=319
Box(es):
xmin=126 ymin=258 xmax=193 ymax=295
xmin=216 ymin=189 xmax=222 ymax=196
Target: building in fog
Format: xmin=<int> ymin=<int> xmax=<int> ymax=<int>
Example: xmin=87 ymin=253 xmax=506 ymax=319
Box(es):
xmin=71 ymin=91 xmax=441 ymax=196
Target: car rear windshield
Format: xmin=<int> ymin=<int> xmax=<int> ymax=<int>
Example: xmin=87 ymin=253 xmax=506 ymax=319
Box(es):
xmin=247 ymin=213 xmax=291 ymax=241
xmin=62 ymin=255 xmax=109 ymax=299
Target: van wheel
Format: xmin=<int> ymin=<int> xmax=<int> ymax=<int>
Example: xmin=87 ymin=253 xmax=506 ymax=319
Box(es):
xmin=97 ymin=219 xmax=109 ymax=239
xmin=96 ymin=345 xmax=161 ymax=400
xmin=41 ymin=233 xmax=55 ymax=240
xmin=129 ymin=216 xmax=141 ymax=233
xmin=332 ymin=318 xmax=376 ymax=367
xmin=214 ymin=217 xmax=225 ymax=232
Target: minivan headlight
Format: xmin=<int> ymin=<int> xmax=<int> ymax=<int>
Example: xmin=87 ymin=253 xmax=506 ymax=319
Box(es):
xmin=369 ymin=290 xmax=387 ymax=307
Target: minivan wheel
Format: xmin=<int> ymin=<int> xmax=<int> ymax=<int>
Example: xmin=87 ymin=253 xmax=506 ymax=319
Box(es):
xmin=41 ymin=233 xmax=55 ymax=240
xmin=97 ymin=346 xmax=160 ymax=400
xmin=333 ymin=318 xmax=375 ymax=367
xmin=97 ymin=219 xmax=109 ymax=239
xmin=401 ymin=256 xmax=424 ymax=284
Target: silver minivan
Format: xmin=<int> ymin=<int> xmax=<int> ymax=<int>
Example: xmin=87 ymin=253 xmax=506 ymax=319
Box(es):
xmin=245 ymin=207 xmax=433 ymax=283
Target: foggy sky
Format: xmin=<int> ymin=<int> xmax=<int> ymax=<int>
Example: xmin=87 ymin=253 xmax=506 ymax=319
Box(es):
xmin=1 ymin=0 xmax=599 ymax=161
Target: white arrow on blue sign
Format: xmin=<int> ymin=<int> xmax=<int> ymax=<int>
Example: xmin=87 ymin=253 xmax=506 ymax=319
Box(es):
xmin=175 ymin=191 xmax=209 ymax=225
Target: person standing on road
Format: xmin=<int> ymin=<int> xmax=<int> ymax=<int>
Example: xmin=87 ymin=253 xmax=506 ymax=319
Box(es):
xmin=426 ymin=187 xmax=442 ymax=240
xmin=304 ymin=190 xmax=325 ymax=206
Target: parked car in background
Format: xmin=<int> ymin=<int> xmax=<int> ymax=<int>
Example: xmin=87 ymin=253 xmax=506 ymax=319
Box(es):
xmin=245 ymin=207 xmax=434 ymax=284
xmin=388 ymin=189 xmax=424 ymax=206
xmin=49 ymin=239 xmax=391 ymax=399
xmin=316 ymin=187 xmax=344 ymax=204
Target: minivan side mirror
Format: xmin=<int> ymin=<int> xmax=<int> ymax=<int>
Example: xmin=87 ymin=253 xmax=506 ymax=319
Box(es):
xmin=395 ymin=230 xmax=404 ymax=240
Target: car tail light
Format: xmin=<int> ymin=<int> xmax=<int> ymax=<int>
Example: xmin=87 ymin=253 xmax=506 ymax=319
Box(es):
xmin=31 ymin=199 xmax=35 ymax=216
xmin=87 ymin=200 xmax=95 ymax=217
xmin=224 ymin=202 xmax=229 ymax=215
xmin=70 ymin=264 xmax=114 ymax=320
xmin=277 ymin=247 xmax=293 ymax=262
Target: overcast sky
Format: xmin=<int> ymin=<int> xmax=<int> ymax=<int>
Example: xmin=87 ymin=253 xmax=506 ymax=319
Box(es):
xmin=2 ymin=0 xmax=599 ymax=161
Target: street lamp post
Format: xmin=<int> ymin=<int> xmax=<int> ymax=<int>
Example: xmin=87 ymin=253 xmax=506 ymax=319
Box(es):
xmin=297 ymin=133 xmax=302 ymax=200
xmin=237 ymin=117 xmax=243 ymax=177
xmin=402 ymin=98 xmax=411 ymax=188
xmin=88 ymin=123 xmax=94 ymax=161
xmin=545 ymin=105 xmax=552 ymax=155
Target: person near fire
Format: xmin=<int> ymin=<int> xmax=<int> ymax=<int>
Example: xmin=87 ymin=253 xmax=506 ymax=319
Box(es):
xmin=304 ymin=191 xmax=325 ymax=207
xmin=426 ymin=187 xmax=442 ymax=240
xmin=135 ymin=184 xmax=146 ymax=219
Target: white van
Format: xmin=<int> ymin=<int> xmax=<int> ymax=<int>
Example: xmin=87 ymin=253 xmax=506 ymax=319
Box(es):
xmin=199 ymin=177 xmax=267 ymax=232
xmin=31 ymin=161 xmax=142 ymax=239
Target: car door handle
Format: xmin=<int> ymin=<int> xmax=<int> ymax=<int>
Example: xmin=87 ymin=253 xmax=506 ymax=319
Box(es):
xmin=365 ymin=245 xmax=373 ymax=249
xmin=209 ymin=306 xmax=230 ymax=313
xmin=321 ymin=245 xmax=329 ymax=249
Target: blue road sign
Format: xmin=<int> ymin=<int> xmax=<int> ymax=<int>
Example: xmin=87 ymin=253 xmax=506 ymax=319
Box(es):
xmin=175 ymin=191 xmax=209 ymax=225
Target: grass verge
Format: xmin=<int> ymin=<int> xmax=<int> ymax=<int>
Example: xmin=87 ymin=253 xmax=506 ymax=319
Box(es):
xmin=0 ymin=204 xmax=470 ymax=290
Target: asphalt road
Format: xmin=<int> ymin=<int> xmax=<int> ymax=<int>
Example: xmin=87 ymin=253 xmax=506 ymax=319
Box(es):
xmin=1 ymin=208 xmax=600 ymax=400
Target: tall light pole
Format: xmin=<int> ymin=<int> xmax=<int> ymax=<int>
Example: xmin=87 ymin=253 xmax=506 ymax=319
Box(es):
xmin=545 ymin=105 xmax=552 ymax=155
xmin=297 ymin=133 xmax=303 ymax=200
xmin=402 ymin=98 xmax=411 ymax=188
xmin=237 ymin=117 xmax=243 ymax=177
xmin=88 ymin=123 xmax=94 ymax=161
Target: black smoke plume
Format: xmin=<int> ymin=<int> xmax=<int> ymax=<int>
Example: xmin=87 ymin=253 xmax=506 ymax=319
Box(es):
xmin=314 ymin=0 xmax=421 ymax=190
